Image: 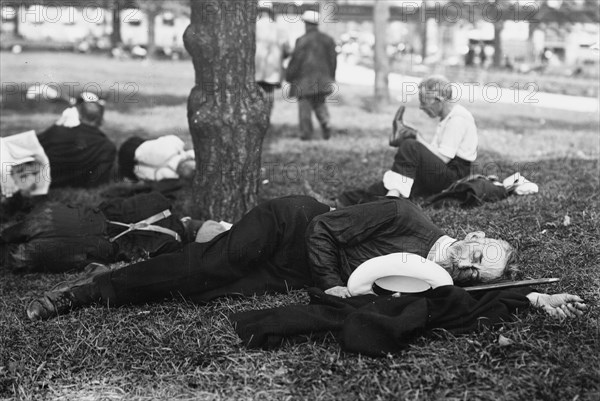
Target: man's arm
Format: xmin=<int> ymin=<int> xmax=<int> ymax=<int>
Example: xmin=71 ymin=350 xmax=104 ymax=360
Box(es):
xmin=418 ymin=114 xmax=471 ymax=164
xmin=306 ymin=200 xmax=402 ymax=292
xmin=416 ymin=133 xmax=451 ymax=163
xmin=329 ymin=37 xmax=337 ymax=78
xmin=285 ymin=39 xmax=303 ymax=83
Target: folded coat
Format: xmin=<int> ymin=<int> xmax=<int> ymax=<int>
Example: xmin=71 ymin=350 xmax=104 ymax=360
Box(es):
xmin=230 ymin=286 xmax=532 ymax=356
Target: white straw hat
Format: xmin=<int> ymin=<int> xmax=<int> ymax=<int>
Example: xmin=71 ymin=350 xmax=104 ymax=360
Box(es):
xmin=257 ymin=1 xmax=273 ymax=11
xmin=347 ymin=253 xmax=453 ymax=296
xmin=301 ymin=10 xmax=319 ymax=24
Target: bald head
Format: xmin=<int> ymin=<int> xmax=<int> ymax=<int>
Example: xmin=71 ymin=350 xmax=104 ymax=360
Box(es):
xmin=78 ymin=101 xmax=104 ymax=127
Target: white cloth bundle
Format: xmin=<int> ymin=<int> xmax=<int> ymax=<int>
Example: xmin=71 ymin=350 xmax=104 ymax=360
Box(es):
xmin=0 ymin=130 xmax=51 ymax=198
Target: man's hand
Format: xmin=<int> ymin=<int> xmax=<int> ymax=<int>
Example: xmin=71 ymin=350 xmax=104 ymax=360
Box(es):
xmin=389 ymin=106 xmax=418 ymax=147
xmin=325 ymin=286 xmax=351 ymax=298
xmin=527 ymin=292 xmax=588 ymax=320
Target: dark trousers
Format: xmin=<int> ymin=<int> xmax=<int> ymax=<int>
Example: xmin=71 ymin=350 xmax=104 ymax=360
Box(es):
xmin=298 ymin=94 xmax=330 ymax=140
xmin=338 ymin=139 xmax=471 ymax=206
xmin=93 ymin=196 xmax=330 ymax=306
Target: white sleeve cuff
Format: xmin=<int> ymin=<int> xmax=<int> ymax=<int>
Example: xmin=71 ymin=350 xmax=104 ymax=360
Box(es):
xmin=436 ymin=145 xmax=457 ymax=160
xmin=166 ymin=154 xmax=184 ymax=171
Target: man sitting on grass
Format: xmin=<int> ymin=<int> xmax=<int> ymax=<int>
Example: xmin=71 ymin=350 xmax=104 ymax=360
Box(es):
xmin=38 ymin=100 xmax=116 ymax=189
xmin=27 ymin=195 xmax=586 ymax=321
xmin=323 ymin=75 xmax=478 ymax=207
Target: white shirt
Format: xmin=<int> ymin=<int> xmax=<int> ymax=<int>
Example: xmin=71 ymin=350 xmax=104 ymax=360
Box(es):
xmin=430 ymin=104 xmax=477 ymax=162
xmin=255 ymin=17 xmax=289 ymax=84
xmin=55 ymin=107 xmax=81 ymax=128
xmin=134 ymin=135 xmax=194 ymax=181
xmin=427 ymin=235 xmax=456 ymax=263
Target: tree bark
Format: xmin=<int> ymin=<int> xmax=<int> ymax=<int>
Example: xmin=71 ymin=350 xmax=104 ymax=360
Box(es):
xmin=493 ymin=20 xmax=504 ymax=68
xmin=111 ymin=1 xmax=122 ymax=47
xmin=420 ymin=17 xmax=428 ymax=61
xmin=184 ymin=0 xmax=269 ymax=222
xmin=527 ymin=20 xmax=540 ymax=64
xmin=146 ymin=8 xmax=158 ymax=58
xmin=373 ymin=0 xmax=390 ymax=110
xmin=13 ymin=5 xmax=20 ymax=37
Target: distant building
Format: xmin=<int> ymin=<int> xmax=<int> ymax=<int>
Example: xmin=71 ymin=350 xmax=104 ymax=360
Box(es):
xmin=0 ymin=5 xmax=189 ymax=51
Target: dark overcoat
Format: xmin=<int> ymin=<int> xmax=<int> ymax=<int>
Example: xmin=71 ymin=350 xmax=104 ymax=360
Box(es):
xmin=286 ymin=27 xmax=337 ymax=98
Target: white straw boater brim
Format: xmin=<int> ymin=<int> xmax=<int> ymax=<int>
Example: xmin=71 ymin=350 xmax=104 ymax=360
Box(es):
xmin=347 ymin=253 xmax=453 ymax=296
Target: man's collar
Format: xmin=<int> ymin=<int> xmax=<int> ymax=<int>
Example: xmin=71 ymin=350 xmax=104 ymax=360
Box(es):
xmin=427 ymin=235 xmax=456 ymax=263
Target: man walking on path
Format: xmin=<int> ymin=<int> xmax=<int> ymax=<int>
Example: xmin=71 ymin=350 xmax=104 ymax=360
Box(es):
xmin=286 ymin=10 xmax=337 ymax=140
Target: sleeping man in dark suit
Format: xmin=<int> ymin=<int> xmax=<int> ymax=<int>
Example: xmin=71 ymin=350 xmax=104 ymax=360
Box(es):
xmin=27 ymin=195 xmax=586 ymax=322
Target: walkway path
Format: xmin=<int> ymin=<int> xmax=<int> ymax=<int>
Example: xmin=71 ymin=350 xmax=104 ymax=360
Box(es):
xmin=337 ymin=62 xmax=599 ymax=113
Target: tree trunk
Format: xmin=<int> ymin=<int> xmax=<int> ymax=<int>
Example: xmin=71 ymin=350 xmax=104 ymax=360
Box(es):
xmin=420 ymin=17 xmax=428 ymax=61
xmin=111 ymin=2 xmax=122 ymax=47
xmin=146 ymin=8 xmax=158 ymax=58
xmin=13 ymin=5 xmax=20 ymax=37
xmin=528 ymin=20 xmax=540 ymax=64
xmin=493 ymin=20 xmax=504 ymax=68
xmin=373 ymin=0 xmax=390 ymax=110
xmin=184 ymin=0 xmax=269 ymax=222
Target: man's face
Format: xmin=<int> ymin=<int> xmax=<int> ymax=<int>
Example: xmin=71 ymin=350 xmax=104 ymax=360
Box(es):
xmin=419 ymin=90 xmax=443 ymax=119
xmin=11 ymin=161 xmax=42 ymax=196
xmin=444 ymin=233 xmax=509 ymax=284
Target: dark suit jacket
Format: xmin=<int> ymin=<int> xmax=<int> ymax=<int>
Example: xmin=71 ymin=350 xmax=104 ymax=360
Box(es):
xmin=38 ymin=123 xmax=116 ymax=188
xmin=286 ymin=27 xmax=337 ymax=98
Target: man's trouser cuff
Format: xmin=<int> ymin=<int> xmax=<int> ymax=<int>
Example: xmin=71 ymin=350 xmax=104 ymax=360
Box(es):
xmin=383 ymin=170 xmax=414 ymax=198
xmin=93 ymin=272 xmax=118 ymax=306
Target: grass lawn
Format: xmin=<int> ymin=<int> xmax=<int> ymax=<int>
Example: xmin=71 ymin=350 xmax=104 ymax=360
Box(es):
xmin=1 ymin=52 xmax=599 ymax=400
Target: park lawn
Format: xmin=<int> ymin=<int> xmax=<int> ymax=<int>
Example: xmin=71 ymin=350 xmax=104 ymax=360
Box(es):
xmin=1 ymin=52 xmax=599 ymax=400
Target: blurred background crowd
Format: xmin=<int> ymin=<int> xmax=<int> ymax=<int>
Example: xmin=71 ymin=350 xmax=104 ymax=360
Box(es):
xmin=1 ymin=0 xmax=598 ymax=79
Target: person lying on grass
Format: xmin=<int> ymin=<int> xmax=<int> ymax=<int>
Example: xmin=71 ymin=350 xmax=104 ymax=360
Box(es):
xmin=118 ymin=135 xmax=196 ymax=182
xmin=311 ymin=75 xmax=479 ymax=208
xmin=27 ymin=195 xmax=586 ymax=321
